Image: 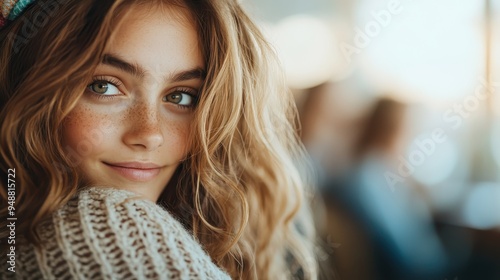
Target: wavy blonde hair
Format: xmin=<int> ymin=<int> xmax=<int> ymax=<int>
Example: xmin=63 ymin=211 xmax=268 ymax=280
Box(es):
xmin=0 ymin=0 xmax=318 ymax=278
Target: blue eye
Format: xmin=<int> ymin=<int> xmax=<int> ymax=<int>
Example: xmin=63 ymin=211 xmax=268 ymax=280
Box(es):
xmin=88 ymin=80 xmax=120 ymax=95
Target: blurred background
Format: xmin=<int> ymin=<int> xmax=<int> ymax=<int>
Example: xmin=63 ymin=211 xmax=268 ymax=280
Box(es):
xmin=243 ymin=0 xmax=500 ymax=279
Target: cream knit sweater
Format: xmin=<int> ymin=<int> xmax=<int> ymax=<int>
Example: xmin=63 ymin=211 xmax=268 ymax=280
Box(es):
xmin=1 ymin=187 xmax=231 ymax=279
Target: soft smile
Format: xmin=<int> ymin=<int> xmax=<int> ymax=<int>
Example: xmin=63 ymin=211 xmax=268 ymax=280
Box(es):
xmin=103 ymin=161 xmax=163 ymax=182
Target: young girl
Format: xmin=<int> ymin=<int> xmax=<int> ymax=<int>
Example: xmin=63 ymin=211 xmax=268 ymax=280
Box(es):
xmin=0 ymin=0 xmax=318 ymax=279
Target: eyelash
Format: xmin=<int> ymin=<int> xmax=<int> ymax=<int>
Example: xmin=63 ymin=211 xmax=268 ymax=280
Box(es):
xmin=87 ymin=76 xmax=123 ymax=100
xmin=87 ymin=77 xmax=199 ymax=109
xmin=171 ymin=87 xmax=198 ymax=110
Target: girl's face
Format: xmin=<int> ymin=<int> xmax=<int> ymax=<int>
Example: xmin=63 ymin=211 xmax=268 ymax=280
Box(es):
xmin=62 ymin=5 xmax=204 ymax=201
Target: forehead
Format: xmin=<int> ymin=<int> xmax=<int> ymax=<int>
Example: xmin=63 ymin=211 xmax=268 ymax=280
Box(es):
xmin=105 ymin=3 xmax=202 ymax=72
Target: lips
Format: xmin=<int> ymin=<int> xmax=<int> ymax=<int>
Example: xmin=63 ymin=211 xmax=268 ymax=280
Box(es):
xmin=103 ymin=161 xmax=162 ymax=182
xmin=105 ymin=162 xmax=161 ymax=169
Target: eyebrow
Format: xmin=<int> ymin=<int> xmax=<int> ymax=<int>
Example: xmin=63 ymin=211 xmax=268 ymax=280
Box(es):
xmin=102 ymin=53 xmax=205 ymax=83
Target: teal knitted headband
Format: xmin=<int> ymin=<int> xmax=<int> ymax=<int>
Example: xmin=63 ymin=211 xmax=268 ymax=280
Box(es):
xmin=0 ymin=0 xmax=35 ymax=29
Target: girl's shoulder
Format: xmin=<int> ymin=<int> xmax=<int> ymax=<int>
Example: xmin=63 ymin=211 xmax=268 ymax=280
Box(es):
xmin=69 ymin=186 xmax=168 ymax=220
xmin=64 ymin=186 xmax=181 ymax=233
xmin=10 ymin=187 xmax=230 ymax=279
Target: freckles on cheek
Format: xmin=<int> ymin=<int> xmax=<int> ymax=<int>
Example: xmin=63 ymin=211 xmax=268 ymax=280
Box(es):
xmin=163 ymin=118 xmax=192 ymax=155
xmin=62 ymin=105 xmax=114 ymax=155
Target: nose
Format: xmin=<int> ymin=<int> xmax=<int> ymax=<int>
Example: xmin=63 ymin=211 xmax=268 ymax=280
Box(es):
xmin=122 ymin=102 xmax=164 ymax=151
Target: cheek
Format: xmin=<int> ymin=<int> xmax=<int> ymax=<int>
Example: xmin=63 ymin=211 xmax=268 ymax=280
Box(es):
xmin=161 ymin=117 xmax=192 ymax=160
xmin=61 ymin=105 xmax=114 ymax=158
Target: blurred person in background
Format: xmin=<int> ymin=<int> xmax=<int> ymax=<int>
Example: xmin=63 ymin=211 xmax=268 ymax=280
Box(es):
xmin=301 ymin=91 xmax=450 ymax=280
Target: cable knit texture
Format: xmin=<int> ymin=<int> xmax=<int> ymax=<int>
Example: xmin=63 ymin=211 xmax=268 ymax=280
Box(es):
xmin=0 ymin=187 xmax=231 ymax=279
